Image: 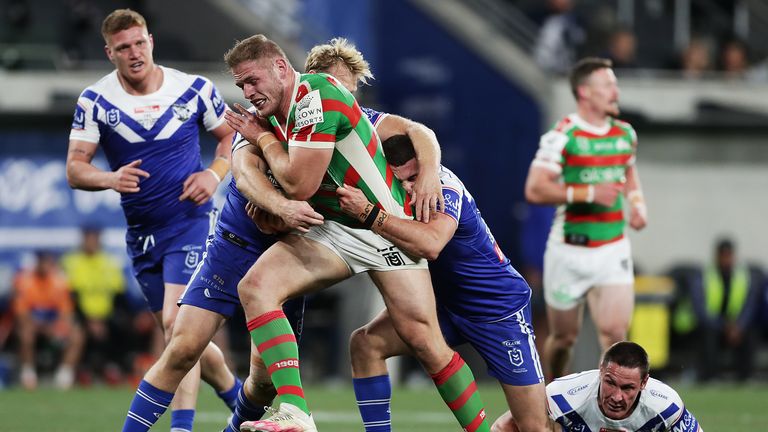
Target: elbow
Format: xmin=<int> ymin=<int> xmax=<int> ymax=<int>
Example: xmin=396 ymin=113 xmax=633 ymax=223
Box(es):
xmin=283 ymin=185 xmax=314 ymax=201
xmin=524 ymin=184 xmax=542 ymax=204
xmin=415 ymin=239 xmax=444 ymax=260
xmin=65 ymin=169 xmax=78 ymax=189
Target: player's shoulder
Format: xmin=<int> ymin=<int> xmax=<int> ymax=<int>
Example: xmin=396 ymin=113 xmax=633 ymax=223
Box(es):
xmin=612 ymin=117 xmax=637 ymax=137
xmin=80 ymin=71 xmax=118 ymax=100
xmin=551 ymin=114 xmax=579 ymax=134
xmin=438 ymin=165 xmax=465 ymax=193
xmin=161 ymin=65 xmax=213 ymax=88
xmin=612 ymin=117 xmax=634 ymax=129
xmin=547 ymin=370 xmax=599 ymax=413
xmin=641 ymin=377 xmax=686 ymax=418
xmin=299 ymin=73 xmax=349 ymax=99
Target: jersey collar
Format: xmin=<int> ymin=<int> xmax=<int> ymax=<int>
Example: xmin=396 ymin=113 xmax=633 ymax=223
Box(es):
xmin=274 ymin=70 xmax=301 ymax=141
xmin=569 ymin=113 xmax=612 ymax=136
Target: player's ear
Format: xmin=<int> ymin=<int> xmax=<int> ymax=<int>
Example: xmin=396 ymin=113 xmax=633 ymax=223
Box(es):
xmin=275 ymin=57 xmax=289 ymax=78
xmin=104 ymin=44 xmax=115 ymax=63
xmin=640 ymin=375 xmax=649 ymax=389
xmin=577 ymin=84 xmax=589 ymax=100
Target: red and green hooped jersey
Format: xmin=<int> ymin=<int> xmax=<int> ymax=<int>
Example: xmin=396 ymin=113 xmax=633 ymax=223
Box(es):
xmin=268 ymin=72 xmax=409 ymax=226
xmin=533 ymin=114 xmax=637 ymax=247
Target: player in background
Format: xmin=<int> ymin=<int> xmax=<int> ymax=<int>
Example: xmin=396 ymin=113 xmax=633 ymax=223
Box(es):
xmin=524 ymin=57 xmax=647 ymax=381
xmin=491 ymin=341 xmax=703 ymax=432
xmin=226 ymin=34 xmax=491 ymax=432
xmin=336 ymin=134 xmax=550 ymax=432
xmin=65 ymin=9 xmax=240 ymax=432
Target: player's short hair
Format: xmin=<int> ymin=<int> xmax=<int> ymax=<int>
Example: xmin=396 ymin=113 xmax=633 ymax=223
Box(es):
xmin=382 ymin=134 xmax=416 ymax=167
xmin=224 ymin=34 xmax=288 ymax=70
xmin=569 ymin=57 xmax=613 ymax=99
xmin=304 ymin=37 xmax=374 ymax=85
xmin=101 ymin=9 xmax=146 ymax=41
xmin=601 ymin=341 xmax=650 ymax=379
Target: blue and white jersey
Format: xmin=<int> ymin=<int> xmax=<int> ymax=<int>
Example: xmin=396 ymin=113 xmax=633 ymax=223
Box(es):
xmin=429 ymin=166 xmax=530 ymax=321
xmin=69 ymin=66 xmax=227 ymax=231
xmin=215 ymin=176 xmax=276 ymax=252
xmin=547 ymin=370 xmax=702 ymax=432
xmin=360 ymin=106 xmax=388 ymax=128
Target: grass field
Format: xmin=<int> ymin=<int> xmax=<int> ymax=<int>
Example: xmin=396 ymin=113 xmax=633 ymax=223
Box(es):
xmin=0 ymin=383 xmax=766 ymax=431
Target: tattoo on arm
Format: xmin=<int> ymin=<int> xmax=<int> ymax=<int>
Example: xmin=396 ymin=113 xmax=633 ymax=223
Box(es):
xmin=69 ymin=148 xmax=94 ymax=158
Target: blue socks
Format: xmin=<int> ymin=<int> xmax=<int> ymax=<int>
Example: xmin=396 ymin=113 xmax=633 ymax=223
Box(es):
xmin=353 ymin=375 xmax=392 ymax=432
xmin=122 ymin=380 xmax=174 ymax=432
xmin=170 ymin=409 xmax=195 ymax=432
xmin=225 ymin=384 xmax=269 ymax=432
xmin=217 ymin=376 xmax=243 ymax=412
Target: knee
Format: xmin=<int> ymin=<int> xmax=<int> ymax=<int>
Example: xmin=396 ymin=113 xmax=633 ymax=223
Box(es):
xmin=395 ymin=321 xmax=435 ymax=357
xmin=596 ymin=323 xmax=627 ymax=345
xmin=549 ymin=329 xmax=578 ymax=348
xmin=163 ymin=338 xmax=202 ymax=373
xmin=237 ymin=273 xmax=269 ymax=305
xmin=349 ymin=326 xmax=382 ymax=363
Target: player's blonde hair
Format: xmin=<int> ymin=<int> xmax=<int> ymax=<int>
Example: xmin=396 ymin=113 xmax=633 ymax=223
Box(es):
xmin=224 ymin=34 xmax=289 ymax=69
xmin=101 ymin=9 xmax=146 ymax=42
xmin=304 ymin=37 xmax=373 ymax=85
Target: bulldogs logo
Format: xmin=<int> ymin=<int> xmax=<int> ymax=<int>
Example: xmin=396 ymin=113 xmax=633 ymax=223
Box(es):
xmin=172 ymin=103 xmax=192 ymax=122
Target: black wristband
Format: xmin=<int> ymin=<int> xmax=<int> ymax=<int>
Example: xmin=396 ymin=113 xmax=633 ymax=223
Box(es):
xmin=362 ymin=206 xmax=380 ymax=229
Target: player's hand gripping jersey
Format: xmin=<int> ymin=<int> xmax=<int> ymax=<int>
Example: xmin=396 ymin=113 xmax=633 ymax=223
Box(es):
xmin=533 ymin=114 xmax=637 ymax=247
xmin=69 ymin=66 xmax=227 ymax=230
xmin=266 ymin=73 xmax=411 ymax=226
xmin=547 ymin=370 xmax=702 ymax=432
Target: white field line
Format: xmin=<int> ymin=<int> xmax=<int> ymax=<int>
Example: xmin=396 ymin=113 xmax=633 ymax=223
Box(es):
xmin=194 ymin=410 xmax=455 ymax=424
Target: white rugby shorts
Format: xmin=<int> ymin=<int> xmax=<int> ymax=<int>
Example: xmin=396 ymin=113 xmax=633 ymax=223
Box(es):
xmin=297 ymin=220 xmax=427 ymax=274
xmin=543 ymin=237 xmax=634 ymax=310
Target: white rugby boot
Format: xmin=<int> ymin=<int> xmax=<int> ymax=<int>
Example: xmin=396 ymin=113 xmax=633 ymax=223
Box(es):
xmin=239 ymin=403 xmax=317 ymax=432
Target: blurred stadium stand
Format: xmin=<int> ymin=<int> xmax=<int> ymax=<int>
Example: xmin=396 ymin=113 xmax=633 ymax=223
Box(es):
xmin=1 ymin=0 xmax=767 ymax=383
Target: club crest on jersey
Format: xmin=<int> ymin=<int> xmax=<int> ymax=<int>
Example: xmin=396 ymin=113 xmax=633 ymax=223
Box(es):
xmin=185 ymin=250 xmax=200 ymax=268
xmin=295 ymin=90 xmax=324 ymax=129
xmin=576 ymin=137 xmax=591 ymax=152
xmin=508 ymin=347 xmax=524 ymax=367
xmin=106 ymin=108 xmax=121 ymax=127
xmin=172 ymin=103 xmax=192 ymax=122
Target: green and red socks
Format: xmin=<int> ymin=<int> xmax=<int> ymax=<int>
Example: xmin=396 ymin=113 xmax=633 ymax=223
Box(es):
xmin=431 ymin=352 xmax=491 ymax=432
xmin=247 ymin=310 xmax=309 ymax=415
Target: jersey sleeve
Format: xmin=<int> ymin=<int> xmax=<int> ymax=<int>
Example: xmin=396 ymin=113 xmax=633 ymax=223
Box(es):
xmin=531 ymin=130 xmax=568 ymax=174
xmin=667 ymin=407 xmax=701 ymax=432
xmin=232 ymin=132 xmax=250 ymax=153
xmin=439 ymin=175 xmax=464 ymax=224
xmin=627 ymin=124 xmax=638 ymax=166
xmin=361 ymin=106 xmax=389 ymax=128
xmin=68 ymin=90 xmax=101 ymax=144
xmin=231 ymin=107 xmax=259 ymax=154
xmin=198 ymin=77 xmax=228 ymax=131
xmin=289 ymin=86 xmax=342 ymax=150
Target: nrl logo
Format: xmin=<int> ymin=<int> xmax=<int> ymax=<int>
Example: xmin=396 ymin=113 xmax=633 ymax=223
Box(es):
xmin=106 ymin=108 xmax=121 ymax=127
xmin=172 ymin=103 xmax=192 ymax=122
